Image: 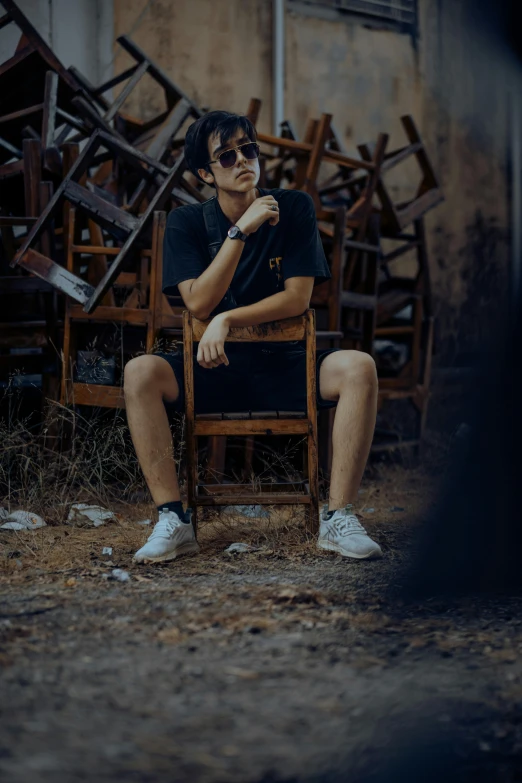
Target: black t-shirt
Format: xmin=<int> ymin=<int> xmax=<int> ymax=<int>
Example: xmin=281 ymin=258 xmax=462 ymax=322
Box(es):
xmin=162 ymin=187 xmax=331 ymax=307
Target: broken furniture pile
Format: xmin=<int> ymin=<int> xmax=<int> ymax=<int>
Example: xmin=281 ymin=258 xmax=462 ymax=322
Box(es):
xmin=0 ymin=0 xmax=443 ymax=470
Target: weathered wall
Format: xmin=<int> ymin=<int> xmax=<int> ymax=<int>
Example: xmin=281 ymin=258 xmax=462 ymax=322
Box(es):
xmin=112 ymin=0 xmax=515 ymax=364
xmin=112 ymin=0 xmax=273 ymax=133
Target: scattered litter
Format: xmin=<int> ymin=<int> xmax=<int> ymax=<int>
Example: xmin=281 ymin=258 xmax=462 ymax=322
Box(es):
xmin=65 ymin=577 xmax=76 ymax=587
xmin=390 ymin=506 xmax=405 ymax=512
xmin=363 ymin=507 xmax=375 ymax=513
xmin=137 ymin=518 xmax=152 ymax=526
xmin=111 ymin=569 xmax=131 ymax=583
xmin=0 ymin=510 xmax=47 ymax=530
xmin=67 ymin=503 xmax=116 ymax=527
xmin=225 ymin=542 xmax=256 ymax=554
xmin=222 ymin=505 xmax=269 ymax=519
xmin=102 ymin=547 xmax=113 ymax=556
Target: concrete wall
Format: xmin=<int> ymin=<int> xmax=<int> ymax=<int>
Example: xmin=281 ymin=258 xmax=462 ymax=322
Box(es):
xmin=0 ymin=0 xmax=113 ymax=83
xmin=112 ymin=0 xmax=273 ymax=132
xmin=112 ymin=1 xmax=520 ymax=363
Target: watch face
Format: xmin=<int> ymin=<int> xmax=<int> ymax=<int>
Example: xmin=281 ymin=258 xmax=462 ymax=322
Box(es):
xmin=228 ymin=226 xmax=240 ymax=239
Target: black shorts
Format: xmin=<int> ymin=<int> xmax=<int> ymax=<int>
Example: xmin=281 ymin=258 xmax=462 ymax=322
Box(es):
xmin=155 ymin=342 xmax=339 ymax=415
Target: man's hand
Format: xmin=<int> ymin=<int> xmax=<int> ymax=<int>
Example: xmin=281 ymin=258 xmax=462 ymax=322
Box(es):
xmin=236 ymin=195 xmax=280 ymax=235
xmin=196 ymin=312 xmax=230 ymax=369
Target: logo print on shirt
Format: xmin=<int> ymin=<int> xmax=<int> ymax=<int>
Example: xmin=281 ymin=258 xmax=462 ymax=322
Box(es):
xmin=269 ymin=256 xmax=283 ymax=284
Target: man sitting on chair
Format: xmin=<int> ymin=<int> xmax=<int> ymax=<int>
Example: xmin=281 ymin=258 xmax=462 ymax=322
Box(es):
xmin=124 ymin=110 xmax=382 ymax=564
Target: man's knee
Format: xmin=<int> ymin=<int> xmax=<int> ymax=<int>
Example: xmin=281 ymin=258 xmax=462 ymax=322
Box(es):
xmin=124 ymin=355 xmax=178 ymax=400
xmin=332 ymin=350 xmax=378 ymax=390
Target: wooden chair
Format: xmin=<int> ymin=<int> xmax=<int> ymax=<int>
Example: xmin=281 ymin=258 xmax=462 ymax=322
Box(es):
xmin=183 ymin=310 xmax=320 ymax=532
xmin=11 ymin=129 xmax=193 ymax=312
xmin=59 ymin=209 xmax=181 ymax=409
xmin=358 ymin=115 xmax=443 ymax=237
xmin=69 ymin=34 xmax=202 ymax=148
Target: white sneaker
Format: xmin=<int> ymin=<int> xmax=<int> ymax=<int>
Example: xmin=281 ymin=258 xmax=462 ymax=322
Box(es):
xmin=317 ymin=504 xmax=382 ymax=560
xmin=133 ymin=508 xmax=200 ymax=563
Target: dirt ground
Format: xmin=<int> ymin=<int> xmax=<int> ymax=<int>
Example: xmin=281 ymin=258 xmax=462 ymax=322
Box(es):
xmin=1 ymin=461 xmax=522 ymax=783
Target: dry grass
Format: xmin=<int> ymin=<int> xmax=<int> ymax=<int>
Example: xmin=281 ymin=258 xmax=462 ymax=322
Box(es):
xmin=0 ymin=384 xmax=440 ymax=580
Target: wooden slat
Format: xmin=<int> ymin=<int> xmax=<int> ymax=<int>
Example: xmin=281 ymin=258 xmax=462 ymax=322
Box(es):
xmin=198 ymin=481 xmax=307 ymax=495
xmin=0 ymin=103 xmax=44 ymax=125
xmin=64 ymin=180 xmax=139 ymax=236
xmin=381 ymin=142 xmax=423 ymax=172
xmin=71 ymin=383 xmax=125 ymax=408
xmin=104 ymin=59 xmax=149 ymax=122
xmin=340 ymin=291 xmax=377 ymax=310
xmin=17 ymin=248 xmax=93 ymax=303
xmin=41 ymin=70 xmax=58 ymax=149
xmin=195 ymin=419 xmax=309 ymax=436
xmin=0 ymin=12 xmax=12 ymax=31
xmin=192 ymin=315 xmax=307 ymax=342
xmin=0 ymin=216 xmax=36 ymax=225
xmin=69 ymin=305 xmax=149 ymax=324
xmin=396 ymin=188 xmax=444 ymax=229
xmin=196 ymin=494 xmax=311 ymax=506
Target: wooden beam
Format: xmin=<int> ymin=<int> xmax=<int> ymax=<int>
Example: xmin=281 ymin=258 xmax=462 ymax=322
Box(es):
xmin=17 ymin=248 xmax=94 ymax=303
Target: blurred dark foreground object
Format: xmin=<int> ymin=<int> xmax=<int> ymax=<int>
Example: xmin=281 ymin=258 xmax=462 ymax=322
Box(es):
xmin=402 ymin=305 xmax=522 ymax=597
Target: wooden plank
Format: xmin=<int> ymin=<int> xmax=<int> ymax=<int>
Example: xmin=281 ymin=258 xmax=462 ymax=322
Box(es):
xmin=192 ymin=315 xmax=307 ymax=342
xmin=41 ymin=70 xmax=58 ymax=149
xmin=381 ymin=142 xmax=423 ymax=172
xmin=104 ymin=60 xmax=149 ymax=122
xmin=196 ymin=494 xmax=311 ymax=506
xmin=195 ymin=419 xmax=309 ymax=436
xmin=198 ymin=481 xmax=307 ymax=495
xmin=17 ymin=248 xmax=93 ymax=303
xmin=245 ymin=97 xmax=262 ymax=125
xmin=305 ymin=309 xmax=319 ymax=532
xmin=71 ymin=244 xmax=121 ymax=256
xmin=95 ymin=64 xmax=140 ymax=96
xmin=0 ymin=135 xmax=23 ymax=159
xmin=0 ymin=216 xmax=36 ymax=226
xmin=0 ymin=158 xmax=24 ymax=179
xmin=340 ymin=291 xmax=377 ymax=310
xmin=396 ymin=188 xmax=444 ymax=229
xmin=117 ymin=35 xmax=203 ymax=116
xmin=183 ymin=309 xmax=197 ymax=526
xmin=146 ymin=98 xmax=192 ymax=160
xmin=0 ymin=103 xmax=44 ymax=125
xmin=69 ymin=305 xmax=149 ymax=324
xmin=83 ymin=150 xmax=187 ymax=312
xmin=23 ymin=138 xmax=41 ymax=217
xmin=71 ymin=383 xmax=125 ymax=408
xmin=64 ymin=180 xmax=139 ymax=237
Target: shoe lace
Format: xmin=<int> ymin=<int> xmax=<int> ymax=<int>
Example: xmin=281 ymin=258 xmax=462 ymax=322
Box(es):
xmin=148 ymin=512 xmax=182 ymax=540
xmin=327 ymin=505 xmax=367 ymax=537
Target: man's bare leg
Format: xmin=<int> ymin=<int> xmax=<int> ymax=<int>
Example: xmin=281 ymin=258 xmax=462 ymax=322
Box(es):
xmin=319 ymin=350 xmax=378 ymax=509
xmin=123 ymin=355 xmax=181 ymax=506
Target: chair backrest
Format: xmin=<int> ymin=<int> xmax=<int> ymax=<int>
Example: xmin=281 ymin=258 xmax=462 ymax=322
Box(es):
xmin=183 ymin=310 xmax=317 ymax=418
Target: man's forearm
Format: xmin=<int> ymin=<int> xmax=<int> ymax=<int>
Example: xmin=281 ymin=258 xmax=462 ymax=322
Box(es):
xmin=187 ymin=238 xmax=244 ymax=319
xmin=222 ymin=289 xmax=308 ymax=328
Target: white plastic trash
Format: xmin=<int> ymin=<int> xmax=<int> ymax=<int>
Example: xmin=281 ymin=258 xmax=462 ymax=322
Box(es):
xmin=222 ymin=505 xmax=269 ymax=519
xmin=67 ymin=503 xmax=115 ymax=527
xmin=0 ymin=510 xmax=47 ymax=530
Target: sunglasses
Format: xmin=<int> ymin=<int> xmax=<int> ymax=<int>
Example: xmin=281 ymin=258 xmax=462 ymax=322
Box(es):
xmin=207 ymin=141 xmax=260 ymax=169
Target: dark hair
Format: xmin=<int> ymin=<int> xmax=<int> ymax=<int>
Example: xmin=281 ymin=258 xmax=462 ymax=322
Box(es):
xmin=184 ymin=110 xmax=257 ymax=187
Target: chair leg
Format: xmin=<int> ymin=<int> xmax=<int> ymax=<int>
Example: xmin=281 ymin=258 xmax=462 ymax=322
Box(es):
xmin=205 ymin=436 xmax=227 ymax=483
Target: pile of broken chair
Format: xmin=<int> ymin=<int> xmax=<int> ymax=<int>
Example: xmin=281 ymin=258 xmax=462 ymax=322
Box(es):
xmin=0 ymin=0 xmax=443 ymax=469
xmin=0 ymin=0 xmax=206 ymax=407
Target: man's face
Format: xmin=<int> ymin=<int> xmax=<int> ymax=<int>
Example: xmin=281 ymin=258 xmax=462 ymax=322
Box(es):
xmin=200 ymin=128 xmax=260 ymax=193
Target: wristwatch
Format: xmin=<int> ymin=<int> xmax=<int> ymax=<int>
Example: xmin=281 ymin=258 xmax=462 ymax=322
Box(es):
xmin=227 ymin=225 xmax=248 ymax=242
